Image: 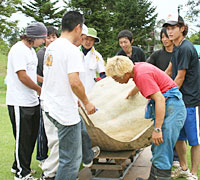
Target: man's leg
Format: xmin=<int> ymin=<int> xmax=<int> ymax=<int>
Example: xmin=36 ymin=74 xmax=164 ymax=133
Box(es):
xmin=80 ymin=116 xmax=100 ymax=167
xmin=46 ymin=113 xmax=82 ymax=180
xmin=81 ymin=117 xmax=94 ymax=164
xmin=191 ymin=144 xmax=200 ymax=176
xmin=151 ymin=97 xmax=186 ymax=170
xmin=41 ymin=112 xmax=59 ymax=178
xmin=7 ymin=105 xmax=17 ymax=172
xmin=137 ymin=97 xmax=186 ymax=180
xmin=36 ymin=106 xmax=48 ymax=162
xmin=186 ymin=106 xmax=200 ymax=177
xmin=175 ymin=140 xmax=188 ymax=170
xmin=173 ymin=106 xmax=200 ymax=179
xmin=15 ymin=105 xmax=40 ymax=178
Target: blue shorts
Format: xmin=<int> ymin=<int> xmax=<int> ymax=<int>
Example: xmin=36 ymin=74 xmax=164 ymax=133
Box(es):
xmin=178 ymin=106 xmax=200 ymax=146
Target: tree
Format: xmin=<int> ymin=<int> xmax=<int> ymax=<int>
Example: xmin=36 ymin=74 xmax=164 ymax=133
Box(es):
xmin=186 ymin=0 xmax=200 ymax=23
xmin=17 ymin=0 xmax=66 ymax=27
xmin=189 ymin=32 xmax=200 ymax=45
xmin=65 ymin=0 xmax=157 ymax=59
xmin=0 ymin=0 xmax=22 ymax=54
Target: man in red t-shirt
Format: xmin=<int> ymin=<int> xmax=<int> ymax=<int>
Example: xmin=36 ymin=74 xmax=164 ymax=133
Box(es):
xmin=106 ymin=55 xmax=186 ymax=180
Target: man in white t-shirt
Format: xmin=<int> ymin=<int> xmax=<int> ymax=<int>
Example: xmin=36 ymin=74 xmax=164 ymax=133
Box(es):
xmin=80 ymin=28 xmax=106 ymax=94
xmin=6 ymin=22 xmax=47 ymax=180
xmin=41 ymin=11 xmax=96 ymax=180
xmin=39 ymin=24 xmax=100 ymax=180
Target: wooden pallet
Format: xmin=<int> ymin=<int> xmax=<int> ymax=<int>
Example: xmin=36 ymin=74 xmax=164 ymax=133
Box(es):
xmin=90 ymin=150 xmax=140 ymax=180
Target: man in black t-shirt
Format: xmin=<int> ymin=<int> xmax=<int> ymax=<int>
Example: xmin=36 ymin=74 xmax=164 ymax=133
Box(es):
xmin=165 ymin=14 xmax=200 ymax=180
xmin=117 ymin=30 xmax=146 ymax=62
xmin=147 ymin=27 xmax=174 ymax=71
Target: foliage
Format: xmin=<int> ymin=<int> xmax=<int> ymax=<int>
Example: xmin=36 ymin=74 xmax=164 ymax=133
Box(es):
xmin=66 ymin=0 xmax=157 ymax=59
xmin=189 ymin=32 xmax=200 ymax=45
xmin=0 ymin=0 xmax=22 ymax=40
xmin=17 ymin=0 xmax=66 ymax=27
xmin=186 ymin=0 xmax=200 ymax=23
xmin=0 ymin=39 xmax=9 ymax=55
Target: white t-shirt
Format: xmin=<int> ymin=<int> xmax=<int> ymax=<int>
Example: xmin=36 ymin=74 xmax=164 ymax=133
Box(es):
xmin=41 ymin=38 xmax=85 ymax=126
xmin=79 ymin=47 xmax=105 ymax=94
xmin=6 ymin=41 xmax=39 ymax=107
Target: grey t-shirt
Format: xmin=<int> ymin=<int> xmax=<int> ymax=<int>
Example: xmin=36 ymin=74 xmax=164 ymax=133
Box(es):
xmin=37 ymin=47 xmax=46 ymax=87
xmin=146 ymin=49 xmax=172 ymax=71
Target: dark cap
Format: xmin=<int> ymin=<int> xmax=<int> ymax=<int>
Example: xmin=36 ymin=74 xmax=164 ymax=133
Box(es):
xmin=163 ymin=13 xmax=184 ymax=27
xmin=25 ymin=22 xmax=47 ymax=38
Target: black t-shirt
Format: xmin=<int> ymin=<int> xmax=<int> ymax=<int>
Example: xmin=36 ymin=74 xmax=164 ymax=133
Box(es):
xmin=171 ymin=39 xmax=200 ymax=107
xmin=146 ymin=49 xmax=172 ymax=71
xmin=117 ymin=46 xmax=146 ymax=62
xmin=37 ymin=47 xmax=46 ymax=87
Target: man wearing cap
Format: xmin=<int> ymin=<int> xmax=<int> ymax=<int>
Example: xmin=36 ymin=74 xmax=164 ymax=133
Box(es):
xmin=6 ymin=22 xmax=47 ymax=180
xmin=164 ymin=14 xmax=200 ymax=180
xmin=80 ymin=27 xmax=106 ymax=94
xmin=117 ymin=29 xmax=146 ymax=63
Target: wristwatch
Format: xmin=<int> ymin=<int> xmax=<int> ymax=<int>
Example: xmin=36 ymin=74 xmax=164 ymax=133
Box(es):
xmin=154 ymin=128 xmax=162 ymax=133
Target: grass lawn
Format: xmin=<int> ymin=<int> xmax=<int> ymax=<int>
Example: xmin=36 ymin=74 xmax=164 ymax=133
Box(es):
xmin=0 ymin=53 xmax=43 ymax=179
xmin=0 ymin=52 xmax=199 ymax=179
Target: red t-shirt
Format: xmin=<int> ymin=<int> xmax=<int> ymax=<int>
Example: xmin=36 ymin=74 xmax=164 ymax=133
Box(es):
xmin=133 ymin=62 xmax=177 ymax=98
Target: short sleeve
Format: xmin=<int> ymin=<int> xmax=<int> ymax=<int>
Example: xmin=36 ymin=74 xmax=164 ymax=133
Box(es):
xmin=177 ymin=46 xmax=191 ymax=70
xmin=67 ymin=47 xmax=84 ymax=74
xmin=12 ymin=48 xmax=27 ymax=73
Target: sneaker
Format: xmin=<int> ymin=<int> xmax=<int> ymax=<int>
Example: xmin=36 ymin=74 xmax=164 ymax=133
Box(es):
xmin=92 ymin=146 xmax=100 ymax=159
xmin=172 ymin=161 xmax=180 ymax=168
xmin=82 ymin=146 xmax=100 ymax=168
xmin=187 ymin=174 xmax=198 ymax=180
xmin=11 ymin=168 xmax=16 ymax=173
xmin=11 ymin=168 xmax=36 ymax=175
xmin=40 ymin=173 xmax=55 ymax=180
xmin=83 ymin=160 xmax=93 ymax=168
xmin=14 ymin=173 xmax=38 ymax=180
xmin=171 ymin=167 xmax=191 ymax=178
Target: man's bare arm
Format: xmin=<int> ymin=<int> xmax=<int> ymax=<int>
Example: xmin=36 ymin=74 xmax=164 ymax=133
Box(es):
xmin=17 ymin=70 xmax=41 ymax=95
xmin=165 ymin=62 xmax=173 ymax=77
xmin=68 ymin=72 xmax=96 ymax=115
xmin=174 ymin=69 xmax=186 ymax=89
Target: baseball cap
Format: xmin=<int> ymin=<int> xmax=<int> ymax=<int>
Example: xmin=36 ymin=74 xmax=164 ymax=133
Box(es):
xmin=163 ymin=13 xmax=184 ymax=27
xmin=25 ymin=22 xmax=47 ymax=38
xmin=82 ymin=24 xmax=88 ymax=36
xmin=87 ymin=28 xmax=100 ymax=43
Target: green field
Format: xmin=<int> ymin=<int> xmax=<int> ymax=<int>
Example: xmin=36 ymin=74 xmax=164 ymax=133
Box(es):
xmin=0 ymin=53 xmax=42 ymax=179
xmin=0 ymin=52 xmax=199 ymax=179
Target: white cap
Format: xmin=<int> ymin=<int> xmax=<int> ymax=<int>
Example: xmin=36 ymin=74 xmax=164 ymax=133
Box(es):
xmin=82 ymin=24 xmax=88 ymax=35
xmin=163 ymin=13 xmax=184 ymax=27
